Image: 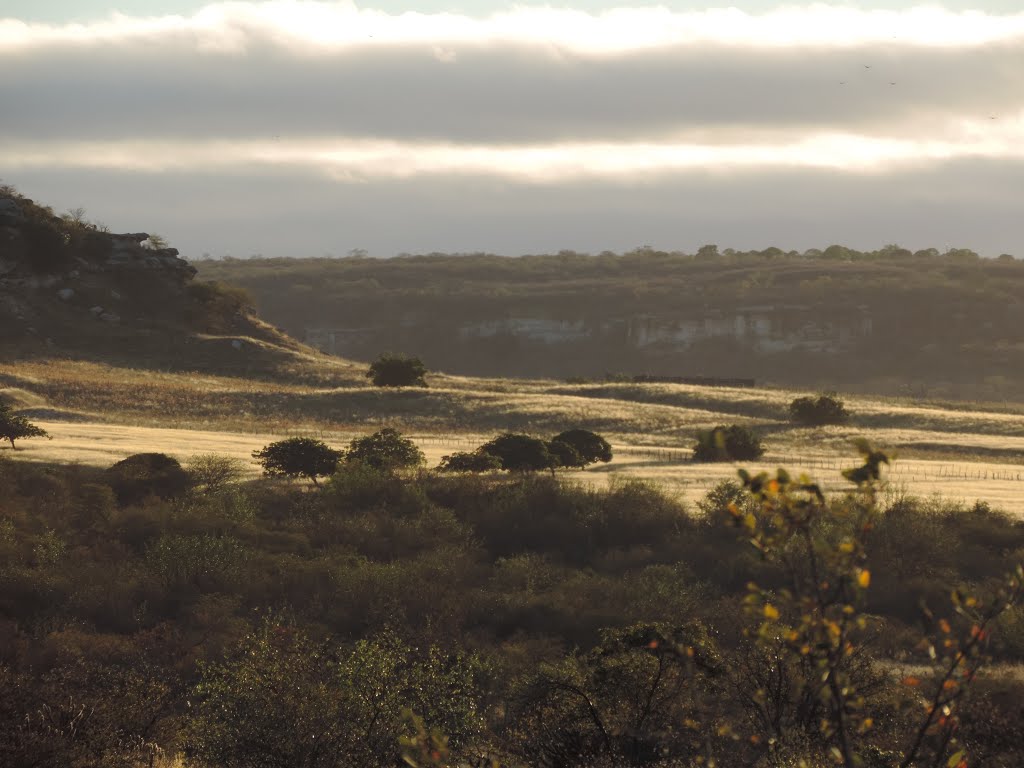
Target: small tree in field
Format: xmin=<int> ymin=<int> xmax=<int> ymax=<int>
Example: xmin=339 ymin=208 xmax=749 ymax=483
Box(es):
xmin=436 ymin=451 xmax=503 ymax=473
xmin=546 ymin=439 xmax=584 ymax=469
xmin=692 ymin=424 xmax=764 ymax=462
xmin=789 ymin=392 xmax=851 ymax=426
xmin=0 ymin=404 xmax=50 ymax=449
xmin=366 ymin=354 xmax=428 ymax=388
xmin=252 ymin=437 xmax=342 ymax=485
xmin=480 ymin=433 xmax=556 ymax=473
xmin=551 ymin=429 xmax=613 ymax=466
xmin=345 ymin=428 xmax=425 ymax=471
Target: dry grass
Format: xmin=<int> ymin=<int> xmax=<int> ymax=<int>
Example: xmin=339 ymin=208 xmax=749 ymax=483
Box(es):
xmin=4 ymin=357 xmax=1024 ymax=514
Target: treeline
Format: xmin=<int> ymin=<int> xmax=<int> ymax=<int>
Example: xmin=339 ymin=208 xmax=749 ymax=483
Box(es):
xmin=196 ymin=247 xmax=1024 ymax=399
xmin=3 ymin=451 xmax=1024 ymax=766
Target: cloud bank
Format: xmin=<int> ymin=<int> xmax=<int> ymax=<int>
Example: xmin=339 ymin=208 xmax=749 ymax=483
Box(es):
xmin=2 ymin=2 xmax=1022 ymax=255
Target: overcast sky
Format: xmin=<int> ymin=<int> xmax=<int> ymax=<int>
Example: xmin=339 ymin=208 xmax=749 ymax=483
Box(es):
xmin=2 ymin=1 xmax=1022 ymax=258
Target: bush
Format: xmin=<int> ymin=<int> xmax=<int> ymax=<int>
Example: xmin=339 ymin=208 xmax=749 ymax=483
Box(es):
xmin=366 ymin=354 xmax=428 ymax=388
xmin=252 ymin=437 xmax=342 ymax=485
xmin=187 ymin=453 xmax=245 ymax=493
xmin=104 ymin=452 xmax=191 ymax=506
xmin=345 ymin=428 xmax=425 ymax=471
xmin=0 ymin=404 xmax=50 ymax=450
xmin=436 ymin=451 xmax=503 ymax=473
xmin=692 ymin=425 xmax=764 ymax=462
xmin=551 ymin=429 xmax=613 ymax=466
xmin=788 ymin=392 xmax=851 ymax=426
xmin=480 ymin=433 xmax=556 ymax=472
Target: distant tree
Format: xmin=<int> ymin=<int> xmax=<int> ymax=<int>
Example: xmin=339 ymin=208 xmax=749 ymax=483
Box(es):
xmin=252 ymin=437 xmax=342 ymax=485
xmin=481 ymin=433 xmax=556 ymax=473
xmin=366 ymin=354 xmax=429 ymax=388
xmin=436 ymin=450 xmax=503 ymax=473
xmin=0 ymin=404 xmax=50 ymax=449
xmin=692 ymin=425 xmax=764 ymax=462
xmin=345 ymin=428 xmax=425 ymax=471
xmin=789 ymin=393 xmax=851 ymax=427
xmin=105 ymin=452 xmax=191 ymax=505
xmin=551 ymin=429 xmax=613 ymax=466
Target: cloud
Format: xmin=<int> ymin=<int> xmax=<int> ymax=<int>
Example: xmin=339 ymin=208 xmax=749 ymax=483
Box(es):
xmin=2 ymin=4 xmax=1022 ymax=258
xmin=9 ymin=159 xmax=1023 ymax=259
xmin=0 ymin=4 xmax=1022 ymax=147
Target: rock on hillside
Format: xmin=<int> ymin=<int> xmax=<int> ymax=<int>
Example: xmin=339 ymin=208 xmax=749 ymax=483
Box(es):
xmin=0 ymin=188 xmax=317 ymax=375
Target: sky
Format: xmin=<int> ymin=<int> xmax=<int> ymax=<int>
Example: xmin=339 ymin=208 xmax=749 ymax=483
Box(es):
xmin=2 ymin=1 xmax=1022 ymax=258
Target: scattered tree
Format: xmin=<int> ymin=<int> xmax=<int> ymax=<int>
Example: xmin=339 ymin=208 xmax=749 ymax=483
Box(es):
xmin=692 ymin=425 xmax=764 ymax=462
xmin=252 ymin=437 xmax=342 ymax=485
xmin=0 ymin=404 xmax=50 ymax=449
xmin=789 ymin=392 xmax=851 ymax=426
xmin=546 ymin=439 xmax=584 ymax=469
xmin=480 ymin=433 xmax=556 ymax=473
xmin=551 ymin=429 xmax=613 ymax=466
xmin=366 ymin=354 xmax=429 ymax=388
xmin=345 ymin=428 xmax=425 ymax=471
xmin=104 ymin=452 xmax=191 ymax=505
xmin=436 ymin=450 xmax=503 ymax=473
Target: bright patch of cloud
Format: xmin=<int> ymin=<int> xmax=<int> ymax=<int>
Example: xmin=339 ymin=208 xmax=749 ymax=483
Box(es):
xmin=3 ymin=3 xmax=1024 ymax=52
xmin=3 ymin=115 xmax=1023 ymax=180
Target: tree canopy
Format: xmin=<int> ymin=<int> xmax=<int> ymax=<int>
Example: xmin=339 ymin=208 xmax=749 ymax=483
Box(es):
xmin=366 ymin=354 xmax=428 ymax=388
xmin=345 ymin=428 xmax=425 ymax=471
xmin=0 ymin=404 xmax=50 ymax=449
xmin=252 ymin=437 xmax=343 ymax=485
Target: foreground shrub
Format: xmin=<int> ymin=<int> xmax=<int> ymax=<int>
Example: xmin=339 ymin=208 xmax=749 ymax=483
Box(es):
xmin=789 ymin=392 xmax=851 ymax=426
xmin=104 ymin=452 xmax=190 ymax=506
xmin=252 ymin=437 xmax=342 ymax=485
xmin=692 ymin=425 xmax=764 ymax=462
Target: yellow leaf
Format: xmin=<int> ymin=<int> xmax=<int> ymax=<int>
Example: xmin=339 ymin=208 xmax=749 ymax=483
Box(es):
xmin=763 ymin=604 xmax=780 ymax=620
xmin=857 ymin=569 xmax=871 ymax=588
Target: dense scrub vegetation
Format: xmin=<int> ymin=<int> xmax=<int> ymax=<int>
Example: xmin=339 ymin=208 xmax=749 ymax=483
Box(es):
xmin=197 ymin=248 xmax=1024 ymax=399
xmin=3 ymin=451 xmax=1024 ymax=766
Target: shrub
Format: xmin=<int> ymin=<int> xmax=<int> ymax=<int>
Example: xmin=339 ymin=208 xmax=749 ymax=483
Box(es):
xmin=788 ymin=392 xmax=851 ymax=426
xmin=345 ymin=428 xmax=425 ymax=471
xmin=104 ymin=452 xmax=191 ymax=506
xmin=366 ymin=354 xmax=428 ymax=388
xmin=0 ymin=404 xmax=50 ymax=450
xmin=551 ymin=429 xmax=613 ymax=466
xmin=436 ymin=451 xmax=503 ymax=473
xmin=187 ymin=453 xmax=245 ymax=493
xmin=692 ymin=425 xmax=764 ymax=462
xmin=480 ymin=433 xmax=556 ymax=472
xmin=252 ymin=437 xmax=342 ymax=485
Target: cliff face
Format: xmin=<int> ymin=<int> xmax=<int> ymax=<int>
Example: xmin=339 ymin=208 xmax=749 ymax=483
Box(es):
xmin=0 ymin=190 xmax=312 ymax=375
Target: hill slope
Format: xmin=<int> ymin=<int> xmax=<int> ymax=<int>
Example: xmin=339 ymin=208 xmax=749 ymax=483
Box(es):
xmin=0 ymin=187 xmax=356 ymax=382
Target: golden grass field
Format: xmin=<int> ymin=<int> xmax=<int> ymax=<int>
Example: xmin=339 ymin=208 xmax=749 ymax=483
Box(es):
xmin=3 ymin=357 xmax=1024 ymax=513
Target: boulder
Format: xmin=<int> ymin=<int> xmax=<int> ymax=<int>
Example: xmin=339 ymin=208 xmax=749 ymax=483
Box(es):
xmin=57 ymin=288 xmax=74 ymax=301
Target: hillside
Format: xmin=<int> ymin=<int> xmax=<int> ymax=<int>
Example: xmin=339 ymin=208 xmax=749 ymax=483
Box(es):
xmin=196 ymin=248 xmax=1024 ymax=400
xmin=0 ymin=187 xmax=356 ymax=383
